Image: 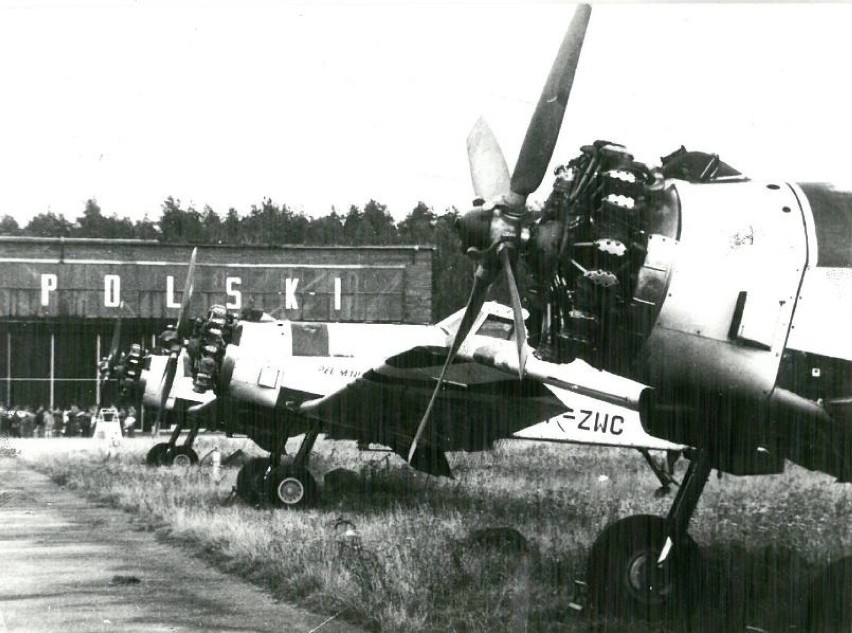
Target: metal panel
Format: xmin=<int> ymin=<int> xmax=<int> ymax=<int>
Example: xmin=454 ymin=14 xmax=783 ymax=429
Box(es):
xmin=786 ymin=267 xmax=852 ymax=361
xmin=641 ymin=180 xmax=808 ymax=398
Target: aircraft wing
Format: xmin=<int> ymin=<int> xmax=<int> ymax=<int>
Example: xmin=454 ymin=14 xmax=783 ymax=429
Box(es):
xmin=455 ymin=338 xmax=686 ymax=452
xmin=297 ymin=332 xmax=686 ymax=459
xmin=297 ymin=342 xmax=563 ymax=454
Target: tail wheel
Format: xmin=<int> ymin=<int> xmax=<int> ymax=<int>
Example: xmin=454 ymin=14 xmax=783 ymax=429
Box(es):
xmin=587 ymin=514 xmax=702 ymax=622
xmin=235 ymin=457 xmax=270 ymax=504
xmin=171 ymin=446 xmax=199 ymax=468
xmin=145 ymin=442 xmax=172 ymax=466
xmin=268 ymin=467 xmax=318 ymax=509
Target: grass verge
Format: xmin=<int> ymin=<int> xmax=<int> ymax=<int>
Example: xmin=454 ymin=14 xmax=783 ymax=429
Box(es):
xmin=12 ymin=435 xmax=851 ymax=632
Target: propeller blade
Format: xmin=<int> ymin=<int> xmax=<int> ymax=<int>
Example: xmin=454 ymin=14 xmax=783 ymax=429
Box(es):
xmin=407 ymin=263 xmax=498 ymax=463
xmin=467 ymin=117 xmax=511 ymax=201
xmin=151 ymin=407 xmax=165 ymax=437
xmin=152 ymin=248 xmax=196 ymax=435
xmin=500 ymin=247 xmax=528 ymax=378
xmin=510 ymin=3 xmax=591 ymax=197
xmin=175 ymin=247 xmax=198 ymax=339
xmin=107 ymin=301 xmax=125 ymax=368
xmin=97 ymin=301 xmax=126 ymax=408
xmin=187 ymin=395 xmax=217 ymax=416
xmin=152 ymin=353 xmax=178 ymax=436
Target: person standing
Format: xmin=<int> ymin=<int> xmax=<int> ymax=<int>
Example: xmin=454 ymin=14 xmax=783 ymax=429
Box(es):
xmin=78 ymin=407 xmax=92 ymax=438
xmin=66 ymin=406 xmax=80 ymax=437
xmin=21 ymin=407 xmax=35 ymax=437
xmin=10 ymin=409 xmax=21 ymax=437
xmin=53 ymin=408 xmax=64 ymax=437
xmin=123 ymin=406 xmax=137 ymax=438
xmin=44 ymin=408 xmax=55 ymax=438
xmin=34 ymin=406 xmax=45 ymax=438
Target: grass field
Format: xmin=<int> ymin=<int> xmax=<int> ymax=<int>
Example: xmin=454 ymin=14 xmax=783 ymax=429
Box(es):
xmin=9 ymin=435 xmax=851 ymax=632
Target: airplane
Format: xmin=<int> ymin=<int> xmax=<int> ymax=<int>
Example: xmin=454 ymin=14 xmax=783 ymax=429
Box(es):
xmin=412 ymin=2 xmax=850 ymax=625
xmin=119 ymin=286 xmax=675 ymax=492
xmin=103 ymin=3 xmax=850 ymax=626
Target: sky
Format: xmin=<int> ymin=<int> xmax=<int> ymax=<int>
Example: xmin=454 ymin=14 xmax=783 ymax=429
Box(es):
xmin=1 ymin=1 xmax=851 ymax=225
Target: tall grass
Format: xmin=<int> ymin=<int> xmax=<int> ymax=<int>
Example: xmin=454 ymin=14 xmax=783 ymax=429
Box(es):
xmin=12 ymin=436 xmax=851 ymax=632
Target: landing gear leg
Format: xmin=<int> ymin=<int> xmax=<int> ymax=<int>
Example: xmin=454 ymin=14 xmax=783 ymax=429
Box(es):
xmin=144 ymin=410 xmax=200 ymax=467
xmin=235 ymin=420 xmax=290 ymax=505
xmin=638 ymin=448 xmax=680 ymax=496
xmin=145 ymin=417 xmax=184 ymax=466
xmin=293 ymin=428 xmax=319 ymax=472
xmin=266 ymin=429 xmax=320 ymax=508
xmin=184 ymin=417 xmax=201 ymax=449
xmin=663 ymin=451 xmax=712 ymax=554
xmin=587 ymin=450 xmax=711 ymax=622
xmin=172 ymin=415 xmax=200 ymax=467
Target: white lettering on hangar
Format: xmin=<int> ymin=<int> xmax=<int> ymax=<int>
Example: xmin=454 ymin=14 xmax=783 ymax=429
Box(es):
xmin=0 ymin=242 xmax=429 ymax=408
xmin=37 ymin=273 xmax=340 ymax=311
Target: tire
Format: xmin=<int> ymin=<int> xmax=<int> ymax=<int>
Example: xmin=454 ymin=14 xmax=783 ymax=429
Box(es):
xmin=587 ymin=514 xmax=702 ymax=623
xmin=145 ymin=442 xmax=172 ymax=467
xmin=267 ymin=466 xmax=319 ymax=509
xmin=171 ymin=446 xmax=199 ymax=468
xmin=235 ymin=457 xmax=270 ymax=504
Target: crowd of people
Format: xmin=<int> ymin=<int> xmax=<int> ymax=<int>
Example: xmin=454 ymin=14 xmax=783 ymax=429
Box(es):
xmin=0 ymin=405 xmax=137 ymax=438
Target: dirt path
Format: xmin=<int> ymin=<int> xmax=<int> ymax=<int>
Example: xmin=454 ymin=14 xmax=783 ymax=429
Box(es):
xmin=0 ymin=456 xmax=361 ymax=633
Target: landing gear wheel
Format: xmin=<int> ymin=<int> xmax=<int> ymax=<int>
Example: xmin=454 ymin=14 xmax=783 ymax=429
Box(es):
xmin=587 ymin=514 xmax=701 ymax=623
xmin=235 ymin=458 xmax=270 ymax=504
xmin=145 ymin=442 xmax=172 ymax=466
xmin=268 ymin=467 xmax=318 ymax=508
xmin=171 ymin=446 xmax=199 ymax=468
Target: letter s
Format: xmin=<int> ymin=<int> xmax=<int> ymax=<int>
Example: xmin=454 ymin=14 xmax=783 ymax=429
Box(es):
xmin=226 ymin=277 xmax=242 ymax=310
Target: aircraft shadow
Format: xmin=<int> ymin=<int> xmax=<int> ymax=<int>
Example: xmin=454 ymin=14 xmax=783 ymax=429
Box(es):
xmin=693 ymin=546 xmax=850 ymax=633
xmin=691 ymin=542 xmax=810 ymax=632
xmin=311 ymin=467 xmax=849 ymax=632
xmin=315 ymin=463 xmax=538 ymax=518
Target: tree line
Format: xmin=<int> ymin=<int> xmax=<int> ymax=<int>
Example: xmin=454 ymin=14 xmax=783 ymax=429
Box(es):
xmin=0 ymin=197 xmax=483 ymax=319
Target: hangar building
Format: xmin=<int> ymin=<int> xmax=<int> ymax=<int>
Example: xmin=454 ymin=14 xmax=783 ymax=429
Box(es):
xmin=0 ymin=237 xmax=433 ymax=409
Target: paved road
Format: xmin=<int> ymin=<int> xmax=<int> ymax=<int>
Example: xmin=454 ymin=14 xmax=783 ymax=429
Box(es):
xmin=0 ymin=456 xmax=361 ymax=633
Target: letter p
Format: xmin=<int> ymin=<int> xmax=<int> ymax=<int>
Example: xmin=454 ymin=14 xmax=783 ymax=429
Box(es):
xmin=41 ymin=273 xmax=58 ymax=307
